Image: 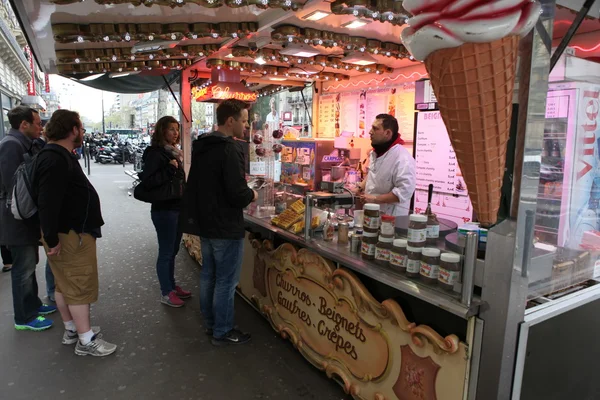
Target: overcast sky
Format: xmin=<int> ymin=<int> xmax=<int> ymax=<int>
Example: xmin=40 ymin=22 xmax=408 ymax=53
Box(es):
xmin=50 ymin=75 xmax=117 ymax=123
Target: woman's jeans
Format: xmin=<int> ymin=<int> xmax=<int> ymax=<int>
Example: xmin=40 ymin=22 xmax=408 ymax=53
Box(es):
xmin=151 ymin=210 xmax=182 ymax=296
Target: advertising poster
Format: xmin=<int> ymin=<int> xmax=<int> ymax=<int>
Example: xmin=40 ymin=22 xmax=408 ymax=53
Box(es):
xmin=318 ymin=93 xmax=336 ymax=138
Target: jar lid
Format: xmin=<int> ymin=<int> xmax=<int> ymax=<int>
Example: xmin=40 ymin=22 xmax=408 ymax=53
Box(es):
xmin=441 ymin=253 xmax=461 ymax=263
xmin=378 ymin=236 xmax=394 ymax=243
xmin=363 ymin=230 xmax=378 ymax=237
xmin=409 ymin=214 xmax=428 ymax=223
xmin=364 ymin=203 xmax=380 ymax=211
xmin=339 ymin=221 xmax=349 ymax=226
xmin=381 ymin=215 xmax=395 ymax=222
xmin=393 ymin=239 xmax=408 ymax=247
xmin=422 ymin=248 xmax=441 ymax=257
xmin=458 ymin=224 xmax=479 ymax=233
xmin=406 ymin=246 xmax=422 ymax=253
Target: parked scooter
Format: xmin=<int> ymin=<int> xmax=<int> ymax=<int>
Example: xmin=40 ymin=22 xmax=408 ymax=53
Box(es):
xmin=95 ymin=145 xmax=117 ymax=164
xmin=113 ymin=142 xmax=135 ymax=164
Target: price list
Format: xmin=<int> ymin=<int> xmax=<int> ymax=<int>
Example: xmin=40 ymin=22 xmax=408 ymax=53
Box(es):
xmin=318 ymin=94 xmax=336 ymax=137
xmin=415 ymin=111 xmax=467 ymax=196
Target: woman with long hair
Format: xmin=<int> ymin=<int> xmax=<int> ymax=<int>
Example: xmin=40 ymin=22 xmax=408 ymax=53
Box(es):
xmin=141 ymin=116 xmax=191 ymax=307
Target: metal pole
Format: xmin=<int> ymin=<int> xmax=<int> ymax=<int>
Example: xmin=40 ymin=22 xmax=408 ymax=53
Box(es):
xmin=101 ymin=91 xmax=105 ymax=135
xmin=86 ymin=142 xmax=91 ymax=176
xmin=461 ymin=232 xmax=478 ymax=307
xmin=304 ymin=194 xmax=313 ymax=242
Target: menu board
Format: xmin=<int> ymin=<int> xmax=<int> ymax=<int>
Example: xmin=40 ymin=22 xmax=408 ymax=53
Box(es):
xmin=339 ymin=91 xmax=360 ymax=136
xmin=395 ymin=83 xmax=416 ymax=143
xmin=414 ymin=111 xmax=467 ymax=196
xmin=365 ymin=88 xmax=389 ymax=133
xmin=318 ymin=93 xmax=336 ymax=137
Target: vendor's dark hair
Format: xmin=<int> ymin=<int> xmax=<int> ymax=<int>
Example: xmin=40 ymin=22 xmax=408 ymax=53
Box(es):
xmin=8 ymin=106 xmax=38 ymax=129
xmin=217 ymin=99 xmax=248 ymax=126
xmin=46 ymin=109 xmax=80 ymax=141
xmin=376 ymin=114 xmax=399 ymax=137
xmin=152 ymin=116 xmax=180 ymax=146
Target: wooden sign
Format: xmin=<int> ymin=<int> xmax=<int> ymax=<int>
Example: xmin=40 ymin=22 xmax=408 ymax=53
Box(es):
xmin=239 ymin=236 xmax=470 ymax=400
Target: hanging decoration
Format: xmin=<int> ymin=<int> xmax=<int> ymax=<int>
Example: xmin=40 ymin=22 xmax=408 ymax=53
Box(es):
xmin=230 ymin=47 xmax=393 ymax=74
xmin=52 ymin=22 xmax=258 ymax=44
xmin=271 ymin=25 xmax=411 ymax=59
xmin=56 ymin=44 xmax=219 ymax=64
xmin=50 ymin=0 xmax=304 ymax=11
xmin=329 ymin=0 xmax=408 ymax=26
xmin=205 ymin=58 xmax=352 ymax=81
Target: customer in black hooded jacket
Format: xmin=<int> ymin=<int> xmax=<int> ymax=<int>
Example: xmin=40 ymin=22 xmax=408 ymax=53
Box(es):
xmin=181 ymin=99 xmax=257 ymax=346
xmin=140 ymin=116 xmax=191 ymax=308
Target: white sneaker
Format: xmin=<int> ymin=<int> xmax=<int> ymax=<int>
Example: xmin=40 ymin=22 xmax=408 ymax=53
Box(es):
xmin=62 ymin=326 xmax=101 ymax=345
xmin=74 ymin=334 xmax=117 ymax=357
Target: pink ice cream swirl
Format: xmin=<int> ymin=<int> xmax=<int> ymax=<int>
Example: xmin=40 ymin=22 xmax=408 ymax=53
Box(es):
xmin=401 ymin=0 xmax=541 ymax=61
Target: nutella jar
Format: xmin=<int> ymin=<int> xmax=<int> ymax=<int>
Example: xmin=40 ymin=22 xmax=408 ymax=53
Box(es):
xmin=426 ymin=213 xmax=440 ymax=245
xmin=406 ymin=246 xmax=422 ymax=279
xmin=375 ymin=236 xmax=393 ymax=267
xmin=408 ymin=214 xmax=427 ymax=247
xmin=390 ymin=239 xmax=408 ymax=273
xmin=380 ymin=215 xmax=396 ymax=237
xmin=361 ymin=230 xmax=378 ymax=260
xmin=420 ymin=248 xmax=441 ymax=284
xmin=363 ymin=203 xmax=381 ymax=233
xmin=439 ymin=253 xmax=462 ymax=291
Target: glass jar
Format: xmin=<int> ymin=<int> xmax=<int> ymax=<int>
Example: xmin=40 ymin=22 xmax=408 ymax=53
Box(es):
xmin=439 ymin=252 xmax=462 ymax=291
xmin=408 ymin=214 xmax=427 ymax=247
xmin=375 ymin=235 xmax=393 ymax=267
xmin=390 ymin=239 xmax=408 ymax=273
xmin=426 ymin=213 xmax=440 ymax=245
xmin=338 ymin=222 xmax=349 ymax=245
xmin=406 ymin=246 xmax=422 ymax=278
xmin=380 ymin=215 xmax=396 ymax=237
xmin=363 ymin=203 xmax=381 ymax=233
xmin=420 ymin=248 xmax=441 ymax=284
xmin=361 ymin=231 xmax=378 ymax=260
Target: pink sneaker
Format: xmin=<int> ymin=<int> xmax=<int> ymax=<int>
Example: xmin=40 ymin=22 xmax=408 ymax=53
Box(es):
xmin=161 ymin=292 xmax=184 ymax=307
xmin=174 ymin=286 xmax=192 ymax=299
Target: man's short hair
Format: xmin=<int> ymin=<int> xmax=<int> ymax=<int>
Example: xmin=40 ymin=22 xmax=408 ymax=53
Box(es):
xmin=216 ymin=99 xmax=248 ymax=126
xmin=8 ymin=106 xmax=38 ymax=129
xmin=46 ymin=110 xmax=81 ymax=141
xmin=375 ymin=113 xmax=399 ymax=137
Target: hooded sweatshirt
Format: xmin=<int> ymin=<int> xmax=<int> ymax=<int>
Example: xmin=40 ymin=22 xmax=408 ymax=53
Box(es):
xmin=180 ymin=132 xmax=254 ymax=239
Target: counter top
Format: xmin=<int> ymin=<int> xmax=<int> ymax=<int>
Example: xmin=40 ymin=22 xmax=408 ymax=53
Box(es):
xmin=244 ymin=213 xmax=481 ymax=319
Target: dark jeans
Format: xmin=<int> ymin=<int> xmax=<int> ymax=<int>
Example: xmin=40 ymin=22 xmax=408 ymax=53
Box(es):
xmin=45 ymin=259 xmax=55 ymax=298
xmin=1 ymin=245 xmax=12 ymax=265
xmin=8 ymin=245 xmax=42 ymax=324
xmin=151 ymin=210 xmax=182 ymax=296
xmin=199 ymin=238 xmax=244 ymax=338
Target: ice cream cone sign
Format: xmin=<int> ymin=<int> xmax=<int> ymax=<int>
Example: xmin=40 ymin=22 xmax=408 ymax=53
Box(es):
xmin=401 ymin=0 xmax=541 ymax=226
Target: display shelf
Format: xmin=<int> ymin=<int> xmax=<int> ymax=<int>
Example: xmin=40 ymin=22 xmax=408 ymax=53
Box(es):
xmin=244 ymin=213 xmax=480 ymax=319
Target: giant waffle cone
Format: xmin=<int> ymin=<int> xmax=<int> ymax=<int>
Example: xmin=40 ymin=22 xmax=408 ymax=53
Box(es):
xmin=424 ymin=36 xmax=519 ymax=226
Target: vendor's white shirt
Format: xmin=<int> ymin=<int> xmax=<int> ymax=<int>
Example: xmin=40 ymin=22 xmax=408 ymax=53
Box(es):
xmin=266 ymin=111 xmax=279 ymax=129
xmin=365 ymin=144 xmax=416 ymax=216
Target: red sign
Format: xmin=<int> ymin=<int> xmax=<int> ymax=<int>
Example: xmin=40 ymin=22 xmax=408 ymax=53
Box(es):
xmin=193 ymin=85 xmax=257 ymax=102
xmin=44 ymin=74 xmax=50 ymax=93
xmin=25 ymin=46 xmax=35 ymax=95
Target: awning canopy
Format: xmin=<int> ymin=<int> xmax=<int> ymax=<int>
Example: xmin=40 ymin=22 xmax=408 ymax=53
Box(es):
xmin=67 ymin=70 xmax=181 ymax=94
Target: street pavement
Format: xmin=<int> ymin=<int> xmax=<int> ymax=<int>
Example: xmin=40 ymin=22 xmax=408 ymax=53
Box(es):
xmin=0 ymin=161 xmax=350 ymax=400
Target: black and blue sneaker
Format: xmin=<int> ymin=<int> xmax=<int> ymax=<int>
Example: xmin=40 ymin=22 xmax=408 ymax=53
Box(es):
xmin=15 ymin=316 xmax=53 ymax=331
xmin=38 ymin=304 xmax=57 ymax=315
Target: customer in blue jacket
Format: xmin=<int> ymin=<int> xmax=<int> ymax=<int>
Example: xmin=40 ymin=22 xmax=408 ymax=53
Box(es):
xmin=181 ymin=99 xmax=257 ymax=346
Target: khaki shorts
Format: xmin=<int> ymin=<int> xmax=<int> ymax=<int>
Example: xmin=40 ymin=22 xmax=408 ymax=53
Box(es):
xmin=44 ymin=230 xmax=99 ymax=305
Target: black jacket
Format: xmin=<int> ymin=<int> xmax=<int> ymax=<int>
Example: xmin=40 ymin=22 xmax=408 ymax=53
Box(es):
xmin=36 ymin=144 xmax=104 ymax=248
xmin=140 ymin=145 xmax=185 ymax=211
xmin=0 ymin=129 xmax=41 ymax=246
xmin=181 ymin=132 xmax=254 ymax=239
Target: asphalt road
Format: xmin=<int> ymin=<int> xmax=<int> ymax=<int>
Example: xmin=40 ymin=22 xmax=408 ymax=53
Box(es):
xmin=0 ymin=161 xmax=350 ymax=400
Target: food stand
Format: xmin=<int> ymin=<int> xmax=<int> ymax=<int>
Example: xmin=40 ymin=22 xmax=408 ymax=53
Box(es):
xmin=12 ymin=0 xmax=600 ymax=398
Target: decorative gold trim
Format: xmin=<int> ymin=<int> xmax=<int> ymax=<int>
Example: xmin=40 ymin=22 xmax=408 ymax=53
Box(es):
xmin=330 ymin=0 xmax=408 ymax=26
xmin=271 ymin=24 xmax=411 ymax=60
xmin=50 ymin=0 xmax=304 ymax=11
xmin=410 ymin=326 xmax=460 ymax=355
xmin=52 ymin=21 xmax=258 ymax=44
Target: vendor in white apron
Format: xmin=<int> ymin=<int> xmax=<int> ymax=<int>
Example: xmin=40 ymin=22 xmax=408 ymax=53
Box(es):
xmin=359 ymin=114 xmax=416 ymax=217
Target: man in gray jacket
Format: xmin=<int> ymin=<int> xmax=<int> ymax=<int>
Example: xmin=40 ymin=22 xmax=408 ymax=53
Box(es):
xmin=0 ymin=106 xmax=56 ymax=331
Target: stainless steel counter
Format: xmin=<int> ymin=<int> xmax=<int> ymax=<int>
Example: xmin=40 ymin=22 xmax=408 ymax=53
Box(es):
xmin=244 ymin=213 xmax=481 ymax=319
